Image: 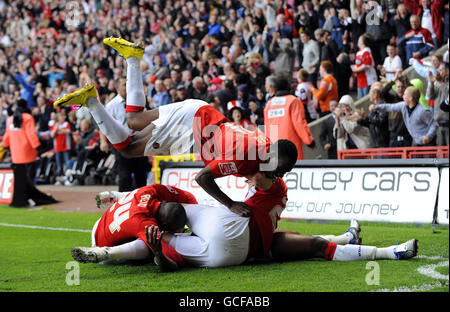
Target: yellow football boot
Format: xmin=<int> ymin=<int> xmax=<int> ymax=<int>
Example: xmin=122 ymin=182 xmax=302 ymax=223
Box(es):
xmin=53 ymin=84 xmax=98 ymax=108
xmin=103 ymin=37 xmax=144 ymax=59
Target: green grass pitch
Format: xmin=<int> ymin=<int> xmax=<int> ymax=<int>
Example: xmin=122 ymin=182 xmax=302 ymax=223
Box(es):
xmin=0 ymin=205 xmax=448 ymax=292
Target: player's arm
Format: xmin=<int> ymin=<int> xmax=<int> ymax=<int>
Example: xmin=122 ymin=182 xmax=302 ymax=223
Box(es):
xmin=145 ymin=225 xmax=179 ymax=272
xmin=195 ymin=165 xmax=251 ymax=217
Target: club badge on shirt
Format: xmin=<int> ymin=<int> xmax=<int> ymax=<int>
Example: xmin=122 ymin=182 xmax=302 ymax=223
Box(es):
xmin=218 ymin=162 xmax=238 ymax=175
xmin=138 ymin=194 xmax=151 ymax=207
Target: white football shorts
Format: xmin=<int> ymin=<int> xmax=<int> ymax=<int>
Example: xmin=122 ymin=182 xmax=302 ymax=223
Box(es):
xmin=167 ymin=204 xmax=250 ymax=268
xmin=143 ymin=99 xmax=208 ymax=156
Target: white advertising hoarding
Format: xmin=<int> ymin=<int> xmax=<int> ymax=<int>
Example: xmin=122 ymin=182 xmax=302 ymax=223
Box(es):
xmin=161 ymin=166 xmax=441 ymax=224
xmin=437 ymin=167 xmax=449 ymax=225
xmin=282 ymin=167 xmax=439 ymax=223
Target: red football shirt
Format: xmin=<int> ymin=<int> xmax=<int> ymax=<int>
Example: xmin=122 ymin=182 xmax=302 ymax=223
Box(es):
xmin=94 ymin=184 xmax=198 ymax=265
xmin=244 ymin=178 xmax=288 ymax=258
xmin=49 ymin=120 xmax=71 ymax=152
xmin=193 ymin=106 xmax=271 ymax=178
xmin=355 ymin=47 xmax=377 ymax=89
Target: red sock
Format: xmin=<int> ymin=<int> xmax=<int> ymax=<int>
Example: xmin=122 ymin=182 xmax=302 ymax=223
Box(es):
xmin=112 ymin=136 xmax=131 ymax=150
xmin=324 ymin=242 xmax=337 ymax=261
xmin=125 ymin=105 xmax=144 ymax=113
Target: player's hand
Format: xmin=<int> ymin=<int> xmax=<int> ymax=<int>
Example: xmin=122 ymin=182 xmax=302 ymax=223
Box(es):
xmin=428 ymin=71 xmax=435 ymax=83
xmin=368 ymin=104 xmax=377 ymax=112
xmin=146 ymin=225 xmax=164 ymax=255
xmin=100 ymin=140 xmax=110 ymax=153
xmin=422 ymin=136 xmax=430 ymax=145
xmin=228 ymin=201 xmax=252 ymax=217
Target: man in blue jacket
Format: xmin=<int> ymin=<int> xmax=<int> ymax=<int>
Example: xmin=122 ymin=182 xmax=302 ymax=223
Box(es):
xmin=369 ymin=86 xmax=438 ymax=146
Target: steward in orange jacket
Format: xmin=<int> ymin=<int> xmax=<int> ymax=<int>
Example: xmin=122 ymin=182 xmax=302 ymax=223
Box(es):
xmin=264 ymin=76 xmax=316 ymax=160
xmin=1 ymin=100 xmax=58 ymax=207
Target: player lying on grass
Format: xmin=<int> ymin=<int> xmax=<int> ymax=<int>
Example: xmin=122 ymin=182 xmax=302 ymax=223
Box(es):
xmin=72 ymin=173 xmax=291 ymax=270
xmin=71 ymin=183 xmax=198 ymax=271
xmin=54 ymin=37 xmax=298 ymax=218
xmin=72 ymin=176 xmax=418 ymax=271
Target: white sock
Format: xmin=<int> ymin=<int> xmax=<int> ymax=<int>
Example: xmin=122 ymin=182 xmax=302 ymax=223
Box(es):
xmin=86 ymin=97 xmax=130 ymax=148
xmin=316 ymin=232 xmax=354 ymax=245
xmin=125 ymin=57 xmax=146 ymax=112
xmin=104 ymin=239 xmax=150 ymax=262
xmin=332 ymin=245 xmax=397 ymax=261
xmin=374 ymin=246 xmax=397 ymax=260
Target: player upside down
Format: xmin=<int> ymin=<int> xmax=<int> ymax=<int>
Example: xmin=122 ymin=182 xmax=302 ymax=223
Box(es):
xmin=54 ymin=37 xmax=298 ymax=218
xmin=72 ymin=178 xmax=418 ymax=271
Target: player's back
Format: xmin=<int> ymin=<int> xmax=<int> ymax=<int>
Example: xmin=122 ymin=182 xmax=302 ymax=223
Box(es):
xmin=200 ymin=122 xmax=271 ymax=178
xmin=94 ymin=184 xmax=197 ymax=247
xmin=94 ymin=188 xmax=160 ymax=247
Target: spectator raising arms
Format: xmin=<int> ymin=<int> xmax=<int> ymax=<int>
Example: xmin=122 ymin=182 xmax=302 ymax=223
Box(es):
xmin=370 ymin=86 xmax=438 ymax=146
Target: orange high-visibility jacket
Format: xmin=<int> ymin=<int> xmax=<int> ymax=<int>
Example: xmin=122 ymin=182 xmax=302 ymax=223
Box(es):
xmin=2 ymin=113 xmax=40 ymax=164
xmin=264 ymin=94 xmax=314 ymax=160
xmin=312 ymin=74 xmax=338 ymax=114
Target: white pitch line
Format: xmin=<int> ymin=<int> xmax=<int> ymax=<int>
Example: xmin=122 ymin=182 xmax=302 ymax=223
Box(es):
xmin=373 ymin=255 xmax=449 ymax=292
xmin=375 ymin=281 xmax=449 ymax=292
xmin=0 ymin=222 xmax=91 ymax=233
xmin=418 ymin=260 xmax=449 ymax=281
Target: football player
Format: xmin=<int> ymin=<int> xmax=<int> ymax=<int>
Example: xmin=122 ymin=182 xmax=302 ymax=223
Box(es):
xmin=54 ymin=37 xmax=298 ymax=219
xmin=72 ymin=177 xmax=418 ymax=271
xmin=71 ymin=184 xmax=197 ymax=271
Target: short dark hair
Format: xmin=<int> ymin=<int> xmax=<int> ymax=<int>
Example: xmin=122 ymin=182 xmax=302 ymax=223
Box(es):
xmin=275 ymin=139 xmax=298 ymax=166
xmin=156 ymin=202 xmax=187 ymax=232
xmin=274 ymin=74 xmax=290 ymax=92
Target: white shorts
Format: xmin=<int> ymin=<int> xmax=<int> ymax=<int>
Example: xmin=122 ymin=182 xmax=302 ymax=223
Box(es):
xmin=144 ymin=99 xmax=208 ymax=156
xmin=91 ymin=218 xmax=101 ymax=247
xmin=167 ymin=204 xmax=250 ymax=268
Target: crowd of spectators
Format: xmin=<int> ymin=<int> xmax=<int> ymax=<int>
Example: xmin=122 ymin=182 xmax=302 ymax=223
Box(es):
xmin=0 ymin=0 xmax=449 ymax=189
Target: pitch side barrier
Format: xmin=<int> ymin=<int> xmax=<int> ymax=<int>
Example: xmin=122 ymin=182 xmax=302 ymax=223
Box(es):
xmin=158 ymin=158 xmax=449 ymax=225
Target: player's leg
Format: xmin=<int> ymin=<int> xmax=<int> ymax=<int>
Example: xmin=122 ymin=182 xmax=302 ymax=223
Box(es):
xmin=103 ymin=37 xmax=159 ymax=131
xmin=54 ymin=85 xmax=151 ymax=158
xmin=314 ymin=219 xmax=362 ymax=245
xmin=72 ymin=239 xmax=151 ymax=264
xmin=271 ymin=232 xmax=418 ymax=262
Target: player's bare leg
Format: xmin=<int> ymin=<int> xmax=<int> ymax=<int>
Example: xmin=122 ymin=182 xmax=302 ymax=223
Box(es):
xmin=103 ymin=37 xmax=159 ymax=131
xmin=314 ymin=219 xmax=362 ymax=245
xmin=275 ymin=219 xmax=361 ymax=246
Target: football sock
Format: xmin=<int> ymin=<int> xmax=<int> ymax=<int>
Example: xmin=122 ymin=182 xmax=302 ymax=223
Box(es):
xmin=86 ymin=97 xmax=131 ymax=150
xmin=104 ymin=239 xmax=150 ymax=261
xmin=326 ymin=243 xmax=397 ymax=261
xmin=125 ymin=56 xmax=146 ymax=112
xmin=316 ymin=232 xmax=354 ymax=245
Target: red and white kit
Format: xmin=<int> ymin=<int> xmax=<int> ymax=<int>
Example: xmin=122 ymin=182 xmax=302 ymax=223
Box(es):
xmin=92 ymin=184 xmax=197 ymax=265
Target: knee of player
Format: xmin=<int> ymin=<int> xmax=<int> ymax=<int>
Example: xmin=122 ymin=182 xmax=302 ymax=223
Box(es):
xmin=126 ymin=112 xmax=144 ymax=131
xmin=310 ymin=236 xmax=329 ymax=253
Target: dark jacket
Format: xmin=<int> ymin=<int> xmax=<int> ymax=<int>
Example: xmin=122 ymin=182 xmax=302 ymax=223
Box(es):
xmin=319 ymin=114 xmax=338 ymax=159
xmin=358 ymin=110 xmax=390 ymax=148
